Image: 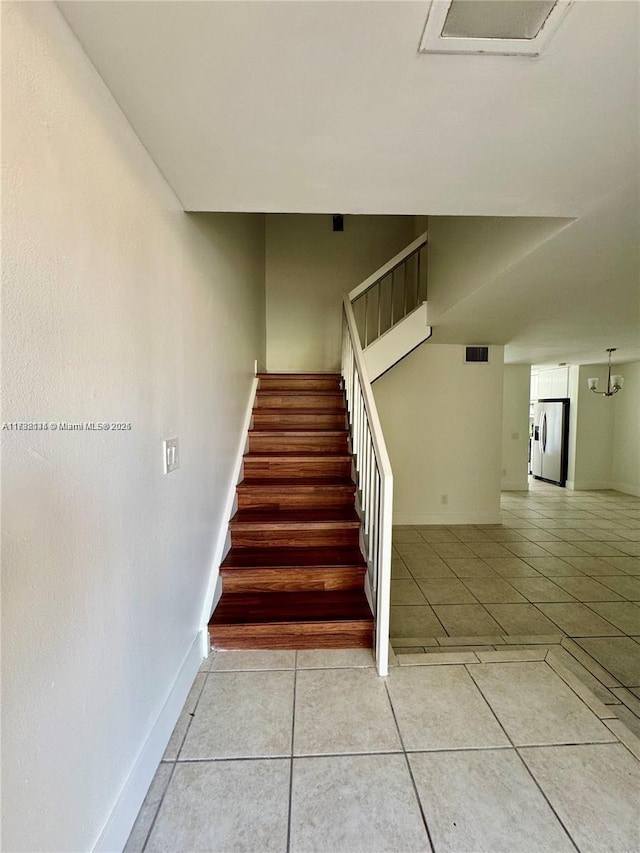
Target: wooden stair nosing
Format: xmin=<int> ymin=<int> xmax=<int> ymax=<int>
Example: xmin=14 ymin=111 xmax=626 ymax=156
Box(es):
xmin=230 ymin=507 xmax=360 ymax=526
xmin=221 ymin=545 xmax=366 ymax=569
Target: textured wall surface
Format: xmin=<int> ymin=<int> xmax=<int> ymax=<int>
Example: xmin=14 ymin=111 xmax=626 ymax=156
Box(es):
xmin=1 ymin=4 xmax=265 ymax=850
xmin=502 ymin=365 xmax=531 ymax=491
xmin=265 ymin=214 xmax=416 ymax=371
xmin=374 ymin=344 xmax=504 ymax=525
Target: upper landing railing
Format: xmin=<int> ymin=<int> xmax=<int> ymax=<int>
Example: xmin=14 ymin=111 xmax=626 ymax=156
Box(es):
xmin=349 ymin=232 xmax=428 ymax=350
xmin=340 ymin=231 xmax=428 ymax=676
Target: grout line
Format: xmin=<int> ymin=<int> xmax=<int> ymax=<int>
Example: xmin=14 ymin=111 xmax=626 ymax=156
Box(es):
xmin=140 ymin=761 xmax=178 ymax=853
xmin=383 ymin=680 xmax=437 ymax=853
xmin=286 ymin=663 xmax=298 ymax=853
xmin=170 ymin=670 xmax=209 ymax=761
xmin=464 ymin=664 xmax=581 ymax=853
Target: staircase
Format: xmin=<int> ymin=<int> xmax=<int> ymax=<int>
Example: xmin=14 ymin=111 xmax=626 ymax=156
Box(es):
xmin=208 ymin=373 xmax=373 ymax=650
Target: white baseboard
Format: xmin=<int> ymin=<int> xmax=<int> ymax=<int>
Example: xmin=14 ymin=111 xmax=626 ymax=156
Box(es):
xmin=571 ymin=479 xmax=613 ymax=491
xmin=92 ymin=632 xmax=204 ymax=852
xmin=608 ymin=480 xmax=640 ymax=498
xmin=393 ymin=511 xmax=502 ymax=525
xmin=199 ymin=376 xmax=258 ymax=629
xmin=567 ymin=479 xmax=640 ymax=497
xmin=501 ymin=480 xmax=529 ymax=491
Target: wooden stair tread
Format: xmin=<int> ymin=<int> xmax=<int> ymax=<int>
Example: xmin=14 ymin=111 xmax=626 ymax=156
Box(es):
xmin=210 ymin=590 xmax=372 ymax=625
xmin=231 ymin=508 xmax=360 ymax=526
xmin=257 ymin=389 xmax=343 ymax=396
xmin=245 ymin=452 xmax=351 ymax=459
xmin=239 ymin=477 xmax=354 ymax=487
xmin=249 ymin=429 xmax=348 ymax=436
xmin=221 ymin=546 xmax=366 ymax=569
xmin=253 ymin=406 xmax=344 ymax=416
xmin=257 ymin=373 xmax=341 ymax=378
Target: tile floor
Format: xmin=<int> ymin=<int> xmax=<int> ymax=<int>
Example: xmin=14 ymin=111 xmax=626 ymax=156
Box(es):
xmin=391 ymin=484 xmax=640 ymax=685
xmin=127 ymin=646 xmax=640 ymax=853
xmin=127 ymin=485 xmax=640 ymax=852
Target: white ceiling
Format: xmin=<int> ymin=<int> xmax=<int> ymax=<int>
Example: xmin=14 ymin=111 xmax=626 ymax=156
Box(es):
xmin=58 ymin=1 xmax=639 ymax=366
xmin=59 ymin=0 xmax=638 ymax=218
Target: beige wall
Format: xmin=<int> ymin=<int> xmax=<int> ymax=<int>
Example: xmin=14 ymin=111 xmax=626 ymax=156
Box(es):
xmin=265 ymin=214 xmax=415 ymax=372
xmin=611 ymin=361 xmax=640 ymax=496
xmin=564 ymin=361 xmax=639 ymax=496
xmin=502 ymin=365 xmax=531 ymax=490
xmin=572 ymin=364 xmax=615 ymax=490
xmin=2 ymin=5 xmax=265 ymax=851
xmin=426 ymin=216 xmax=570 ymax=318
xmin=373 ymin=344 xmax=504 ymax=524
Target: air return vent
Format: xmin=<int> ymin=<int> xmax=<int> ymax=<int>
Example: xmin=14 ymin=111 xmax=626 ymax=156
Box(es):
xmin=419 ymin=0 xmax=573 ymax=57
xmin=465 ymin=346 xmax=490 ymax=363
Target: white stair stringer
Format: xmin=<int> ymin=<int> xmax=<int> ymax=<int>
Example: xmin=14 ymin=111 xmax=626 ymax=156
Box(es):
xmin=363 ymin=302 xmax=432 ymax=381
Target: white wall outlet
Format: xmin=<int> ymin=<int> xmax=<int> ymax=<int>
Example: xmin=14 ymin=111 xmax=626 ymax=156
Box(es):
xmin=440 ymin=494 xmax=448 ymax=505
xmin=163 ymin=438 xmax=179 ymax=474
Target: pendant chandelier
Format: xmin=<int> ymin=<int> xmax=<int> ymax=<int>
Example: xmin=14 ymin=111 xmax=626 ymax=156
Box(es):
xmin=587 ymin=348 xmax=624 ymax=397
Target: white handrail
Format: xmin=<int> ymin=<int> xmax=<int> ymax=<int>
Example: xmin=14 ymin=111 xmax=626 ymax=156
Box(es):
xmin=348 ymin=231 xmax=428 ymax=302
xmin=342 ymin=296 xmax=393 ymax=677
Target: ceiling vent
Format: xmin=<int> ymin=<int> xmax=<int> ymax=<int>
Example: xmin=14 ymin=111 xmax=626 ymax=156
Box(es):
xmin=419 ymin=1 xmax=573 ymax=57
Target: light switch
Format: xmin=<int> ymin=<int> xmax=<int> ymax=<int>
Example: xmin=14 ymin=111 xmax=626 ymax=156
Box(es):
xmin=163 ymin=438 xmax=179 ymax=474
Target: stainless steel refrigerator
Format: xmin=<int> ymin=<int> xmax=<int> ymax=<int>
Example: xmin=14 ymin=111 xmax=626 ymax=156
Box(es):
xmin=532 ymin=398 xmax=570 ymax=487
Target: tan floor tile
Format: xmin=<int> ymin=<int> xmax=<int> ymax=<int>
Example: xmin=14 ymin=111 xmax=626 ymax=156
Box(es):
xmin=508 ymin=577 xmax=575 ymax=602
xmin=294 ymin=668 xmax=401 ymax=755
xmin=586 ymin=541 xmax=638 ymax=556
xmin=296 ymin=649 xmax=375 ymax=669
xmin=396 ymin=542 xmax=439 ymax=562
xmin=387 ymin=665 xmax=509 ymax=750
xmin=406 ymin=558 xmax=455 ymax=578
xmin=562 ymin=556 xmax=622 ymax=575
xmin=587 ymin=601 xmax=640 ymax=634
xmin=398 ymin=651 xmax=479 ymax=665
xmin=431 ymin=542 xmax=478 ymax=559
xmin=468 ymin=543 xmax=515 ymax=558
xmin=208 ymin=650 xmax=296 ymax=671
xmin=391 ymin=578 xmax=427 ymax=605
xmin=537 ymin=602 xmax=623 ymax=636
xmin=506 ymin=542 xmax=553 ymax=558
xmin=461 ymin=578 xmax=527 ymax=603
xmin=445 ymin=558 xmax=499 ymax=578
xmin=180 ymin=671 xmax=294 ymax=759
xmin=392 ymin=527 xmax=423 ymax=543
xmin=597 ymin=574 xmax=640 ymax=600
xmin=415 ymin=577 xmax=477 ymax=605
xmin=484 ymin=557 xmax=542 ymax=577
xmin=468 ymin=662 xmax=615 ymax=746
xmin=576 ymin=636 xmax=640 ymax=687
xmin=520 ymin=744 xmax=640 ymax=853
xmin=537 ymin=541 xmax=588 ymax=558
xmin=409 ymin=750 xmax=575 ymax=853
xmin=390 ymin=605 xmax=446 ymax=638
xmin=146 ymin=760 xmax=289 ymax=853
xmin=551 ymin=575 xmax=624 ymax=601
xmin=433 ymin=604 xmax=504 ymax=636
xmin=290 ymin=755 xmax=428 ymax=853
xmin=485 ymin=603 xmax=561 ymax=636
xmin=602 ymin=556 xmax=640 ymax=574
xmin=524 ymin=557 xmax=582 ymax=576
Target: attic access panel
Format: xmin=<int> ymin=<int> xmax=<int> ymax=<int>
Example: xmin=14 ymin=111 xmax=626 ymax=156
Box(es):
xmin=419 ymin=0 xmax=573 ymax=57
